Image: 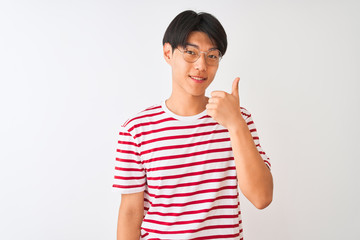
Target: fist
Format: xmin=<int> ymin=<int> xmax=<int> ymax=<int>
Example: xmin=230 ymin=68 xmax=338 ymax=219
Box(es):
xmin=206 ymin=77 xmax=243 ymax=130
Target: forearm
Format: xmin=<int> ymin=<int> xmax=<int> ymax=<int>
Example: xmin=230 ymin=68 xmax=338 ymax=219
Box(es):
xmin=228 ymin=119 xmax=273 ymax=209
xmin=117 ymin=206 xmax=143 ymax=240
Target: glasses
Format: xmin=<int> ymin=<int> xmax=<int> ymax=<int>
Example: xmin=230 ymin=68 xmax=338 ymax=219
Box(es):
xmin=176 ymin=46 xmax=222 ymax=66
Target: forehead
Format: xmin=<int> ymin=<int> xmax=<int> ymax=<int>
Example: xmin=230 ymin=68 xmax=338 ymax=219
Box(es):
xmin=185 ymin=31 xmax=217 ymax=50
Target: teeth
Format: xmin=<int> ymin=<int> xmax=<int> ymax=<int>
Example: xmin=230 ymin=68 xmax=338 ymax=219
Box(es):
xmin=191 ymin=76 xmax=206 ymax=80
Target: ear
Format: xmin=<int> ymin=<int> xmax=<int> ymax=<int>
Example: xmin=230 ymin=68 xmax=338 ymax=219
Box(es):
xmin=163 ymin=42 xmax=173 ymax=65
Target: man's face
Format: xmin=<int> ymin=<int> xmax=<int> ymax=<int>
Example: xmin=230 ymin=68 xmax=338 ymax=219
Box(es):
xmin=164 ymin=31 xmax=220 ymax=98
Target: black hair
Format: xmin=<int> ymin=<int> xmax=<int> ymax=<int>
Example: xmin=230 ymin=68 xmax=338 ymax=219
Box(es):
xmin=162 ymin=10 xmax=227 ymax=56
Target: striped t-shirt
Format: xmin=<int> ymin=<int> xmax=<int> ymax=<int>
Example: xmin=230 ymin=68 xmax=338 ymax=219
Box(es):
xmin=113 ymin=99 xmax=271 ymax=240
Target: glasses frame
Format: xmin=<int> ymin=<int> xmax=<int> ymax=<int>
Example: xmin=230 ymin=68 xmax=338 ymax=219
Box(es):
xmin=176 ymin=46 xmax=222 ymax=66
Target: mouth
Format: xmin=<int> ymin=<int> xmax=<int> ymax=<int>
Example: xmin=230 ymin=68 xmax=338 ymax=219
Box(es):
xmin=189 ymin=75 xmax=207 ymax=82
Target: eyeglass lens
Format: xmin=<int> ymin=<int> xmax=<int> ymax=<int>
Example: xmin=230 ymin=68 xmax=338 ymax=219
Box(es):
xmin=182 ymin=46 xmax=221 ymax=65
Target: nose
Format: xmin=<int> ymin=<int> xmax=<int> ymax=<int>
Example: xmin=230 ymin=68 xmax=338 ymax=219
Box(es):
xmin=194 ymin=52 xmax=207 ymax=71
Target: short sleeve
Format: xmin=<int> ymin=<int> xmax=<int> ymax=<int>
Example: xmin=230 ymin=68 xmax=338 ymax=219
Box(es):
xmin=244 ymin=112 xmax=271 ymax=170
xmin=112 ymin=125 xmax=146 ymax=194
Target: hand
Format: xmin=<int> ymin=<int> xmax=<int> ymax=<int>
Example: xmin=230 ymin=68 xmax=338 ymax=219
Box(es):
xmin=206 ymin=77 xmax=244 ymax=130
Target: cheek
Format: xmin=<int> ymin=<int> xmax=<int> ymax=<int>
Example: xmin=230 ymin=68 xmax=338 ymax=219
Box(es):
xmin=174 ymin=62 xmax=191 ymax=76
xmin=208 ymin=67 xmax=218 ymax=79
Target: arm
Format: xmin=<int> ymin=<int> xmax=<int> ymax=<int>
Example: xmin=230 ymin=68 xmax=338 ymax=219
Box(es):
xmin=228 ymin=118 xmax=273 ymax=209
xmin=117 ymin=191 xmax=144 ymax=240
xmin=206 ymin=77 xmax=273 ymax=209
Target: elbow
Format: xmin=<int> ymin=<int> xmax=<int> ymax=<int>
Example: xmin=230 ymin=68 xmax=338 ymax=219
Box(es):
xmin=254 ymin=196 xmax=272 ymax=209
xmin=254 ymin=176 xmax=274 ymax=209
xmin=253 ymin=190 xmax=273 ymax=209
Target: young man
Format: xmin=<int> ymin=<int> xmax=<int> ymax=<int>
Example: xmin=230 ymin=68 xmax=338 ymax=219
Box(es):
xmin=113 ymin=10 xmax=273 ymax=240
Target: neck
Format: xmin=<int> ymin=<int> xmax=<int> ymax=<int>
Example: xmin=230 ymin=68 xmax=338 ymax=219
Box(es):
xmin=165 ymin=94 xmax=209 ymax=117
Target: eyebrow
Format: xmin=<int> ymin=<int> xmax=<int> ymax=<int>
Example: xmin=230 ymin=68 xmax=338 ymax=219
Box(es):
xmin=185 ymin=42 xmax=218 ymax=51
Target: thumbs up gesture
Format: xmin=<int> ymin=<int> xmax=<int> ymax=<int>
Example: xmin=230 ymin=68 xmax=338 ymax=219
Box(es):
xmin=206 ymin=77 xmax=244 ymax=131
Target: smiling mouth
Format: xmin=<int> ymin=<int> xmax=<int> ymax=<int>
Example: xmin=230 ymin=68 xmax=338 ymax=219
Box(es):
xmin=189 ymin=75 xmax=207 ymax=81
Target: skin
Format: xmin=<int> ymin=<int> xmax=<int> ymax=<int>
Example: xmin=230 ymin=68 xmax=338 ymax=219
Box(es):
xmin=117 ymin=191 xmax=143 ymax=240
xmin=117 ymin=30 xmax=273 ymax=239
xmin=163 ymin=31 xmax=219 ymax=116
xmin=165 ymin=31 xmax=273 ymax=208
xmin=207 ymin=79 xmax=273 ymax=209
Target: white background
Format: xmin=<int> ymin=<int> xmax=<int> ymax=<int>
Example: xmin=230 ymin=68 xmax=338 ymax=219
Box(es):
xmin=1 ymin=0 xmax=359 ymax=239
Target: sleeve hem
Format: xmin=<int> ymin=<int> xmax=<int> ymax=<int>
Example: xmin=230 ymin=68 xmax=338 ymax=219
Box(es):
xmin=112 ymin=186 xmax=146 ymax=195
xmin=264 ymin=160 xmax=271 ymax=171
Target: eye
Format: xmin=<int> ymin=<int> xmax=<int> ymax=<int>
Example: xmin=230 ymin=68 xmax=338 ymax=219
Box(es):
xmin=208 ymin=54 xmax=218 ymax=59
xmin=185 ymin=50 xmax=196 ymax=55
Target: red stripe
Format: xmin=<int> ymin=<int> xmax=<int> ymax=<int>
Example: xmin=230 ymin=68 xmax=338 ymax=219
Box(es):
xmin=146 ymin=204 xmax=239 ymax=217
xmin=241 ymin=111 xmax=250 ymax=116
xmin=143 ymin=214 xmax=239 ymax=226
xmin=143 ymin=105 xmax=162 ymax=111
xmin=248 ymin=127 xmax=257 ymax=132
xmin=264 ymin=160 xmax=271 ymax=167
xmin=119 ymin=131 xmax=131 ymax=137
xmin=148 ymin=195 xmax=238 ymax=208
xmin=147 ymin=176 xmax=237 ymax=190
xmin=145 ymin=185 xmax=237 ymax=198
xmin=128 ymin=117 xmax=175 ymax=132
xmin=141 ymin=137 xmax=230 ymax=155
xmin=116 ymin=149 xmax=140 ymax=156
xmin=140 ymin=129 xmax=229 ymax=146
xmin=115 ymin=158 xmax=141 ymax=164
xmin=147 ymin=157 xmax=233 ymax=172
xmin=115 ymin=166 xmax=144 ymax=172
xmin=117 ymin=139 xmax=138 ymax=147
xmin=124 ymin=110 xmax=165 ymax=128
xmin=145 ymin=230 xmax=243 ymax=240
xmin=112 ymin=183 xmax=145 ymax=189
xmin=143 ymin=148 xmax=232 ymax=164
xmin=142 ymin=223 xmax=239 ymax=234
xmin=135 ymin=122 xmax=219 ymax=139
xmin=114 ymin=175 xmax=145 ymax=180
xmin=140 ymin=232 xmax=149 ymax=238
xmin=147 ymin=166 xmax=236 ymax=180
xmin=189 ymin=232 xmax=241 ymax=240
xmin=200 ymin=115 xmax=212 ymax=119
xmin=241 ymin=109 xmax=251 ymax=118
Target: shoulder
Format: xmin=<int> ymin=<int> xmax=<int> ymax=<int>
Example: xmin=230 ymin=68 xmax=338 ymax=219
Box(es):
xmin=121 ymin=102 xmax=163 ymax=131
xmin=240 ymin=106 xmax=252 ymax=120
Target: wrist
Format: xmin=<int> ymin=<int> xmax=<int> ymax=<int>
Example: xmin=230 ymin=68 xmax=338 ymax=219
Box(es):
xmin=228 ymin=118 xmax=248 ymax=133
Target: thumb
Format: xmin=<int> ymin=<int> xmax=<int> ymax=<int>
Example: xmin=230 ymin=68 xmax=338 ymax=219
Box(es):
xmin=231 ymin=77 xmax=240 ymax=97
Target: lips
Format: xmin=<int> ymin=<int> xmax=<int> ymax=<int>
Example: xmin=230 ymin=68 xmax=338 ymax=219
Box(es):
xmin=189 ymin=75 xmax=207 ymax=81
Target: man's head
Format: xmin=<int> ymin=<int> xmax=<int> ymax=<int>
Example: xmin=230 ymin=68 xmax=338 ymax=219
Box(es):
xmin=162 ymin=10 xmax=227 ymax=98
xmin=163 ymin=10 xmax=227 ymax=56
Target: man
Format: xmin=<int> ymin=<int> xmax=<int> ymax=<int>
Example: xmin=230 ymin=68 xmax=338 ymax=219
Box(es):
xmin=113 ymin=10 xmax=273 ymax=240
